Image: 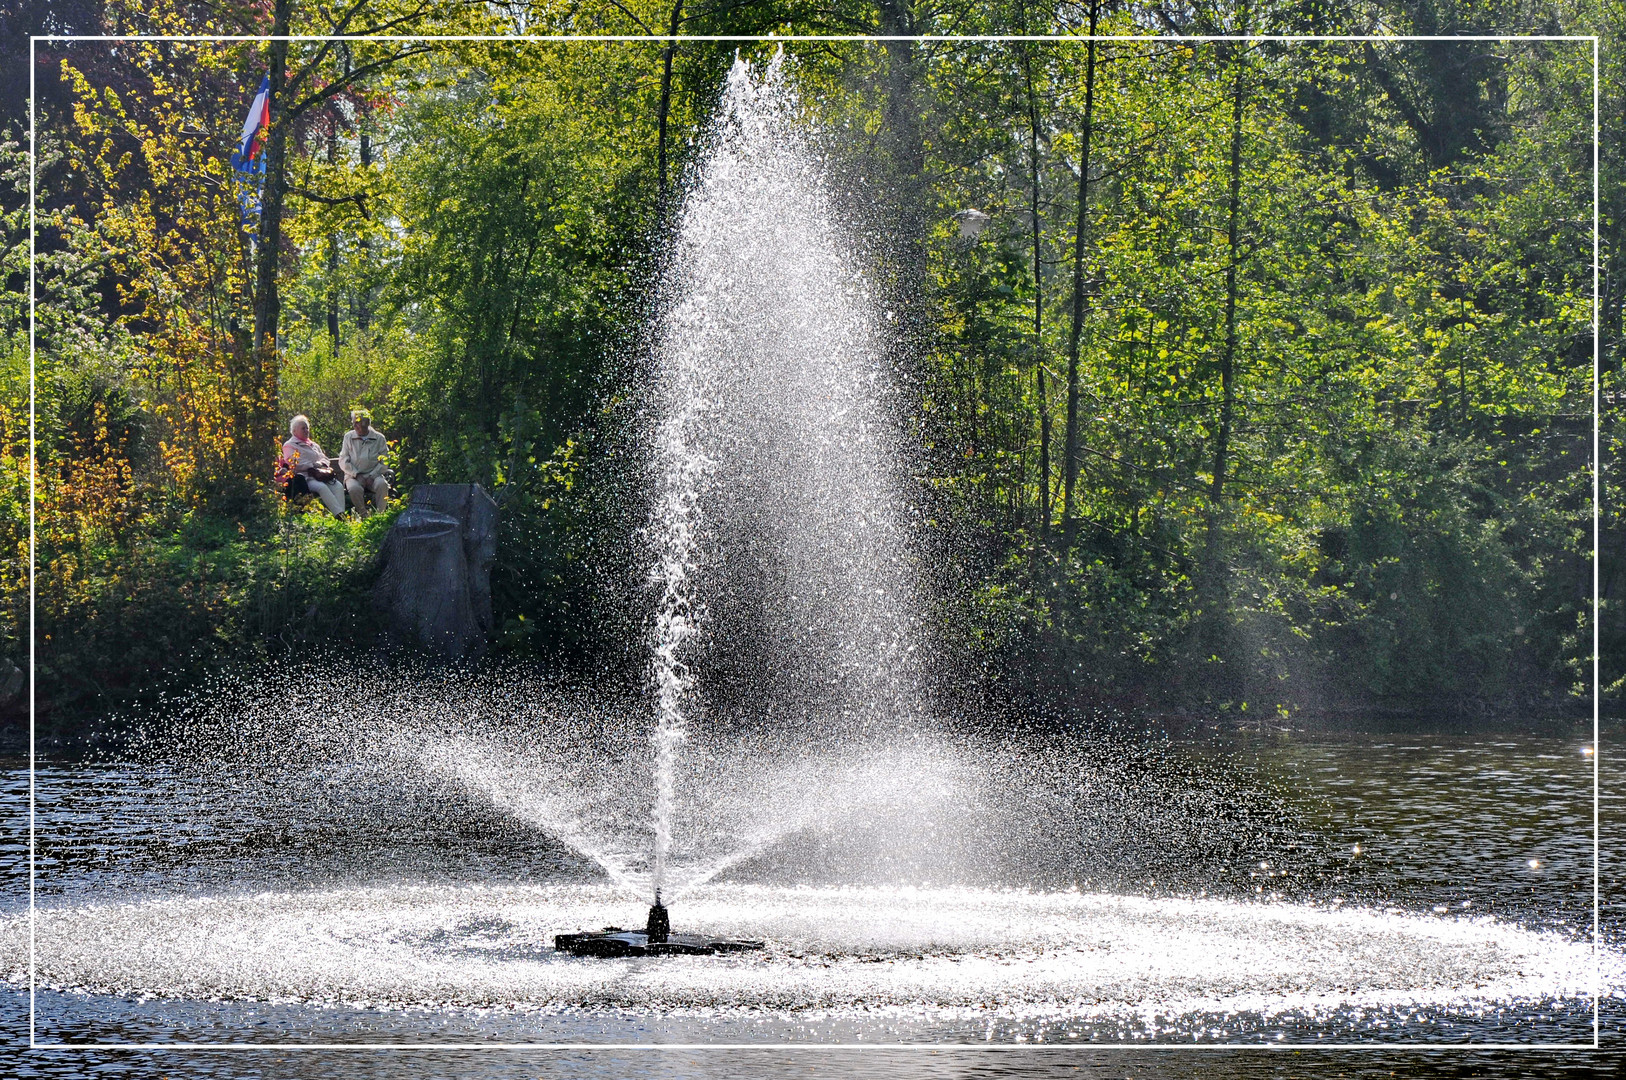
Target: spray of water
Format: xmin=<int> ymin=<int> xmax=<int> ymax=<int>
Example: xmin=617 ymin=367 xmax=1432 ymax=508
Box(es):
xmin=647 ymin=329 xmax=706 ymax=901
xmin=644 ymin=53 xmax=922 ymax=903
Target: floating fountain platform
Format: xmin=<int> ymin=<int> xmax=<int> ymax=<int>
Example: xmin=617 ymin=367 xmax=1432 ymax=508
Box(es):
xmin=553 ymin=929 xmax=765 ymax=957
xmin=554 ymin=900 xmax=764 ymax=958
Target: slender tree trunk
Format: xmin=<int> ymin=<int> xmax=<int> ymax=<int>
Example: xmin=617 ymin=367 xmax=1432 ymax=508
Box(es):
xmin=240 ymin=0 xmax=293 ymax=500
xmin=1036 ymin=364 xmax=1053 ymax=528
xmin=656 ymin=0 xmax=684 ymax=221
xmin=326 ymin=239 xmax=340 ymax=351
xmin=252 ymin=0 xmax=292 ymax=357
xmin=356 ymin=123 xmax=373 ymax=333
xmin=1209 ymin=42 xmax=1246 ymax=512
xmin=876 ymin=0 xmax=926 ymax=294
xmin=1062 ymin=1 xmax=1099 ymax=531
xmin=343 ymin=41 xmax=373 ymax=338
xmin=1021 ymin=43 xmax=1051 ymax=531
xmin=325 ymin=126 xmax=340 ymax=353
xmin=876 ymin=0 xmax=923 ymax=174
xmin=1196 ymin=31 xmax=1249 ymax=677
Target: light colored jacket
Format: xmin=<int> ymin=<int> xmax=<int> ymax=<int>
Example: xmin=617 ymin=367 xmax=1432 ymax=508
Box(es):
xmin=281 ymin=436 xmax=333 ymax=477
xmin=339 ymin=427 xmax=389 ymax=480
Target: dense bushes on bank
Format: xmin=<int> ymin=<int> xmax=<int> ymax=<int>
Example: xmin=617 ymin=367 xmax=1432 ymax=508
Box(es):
xmin=18 ymin=501 xmax=396 ymax=744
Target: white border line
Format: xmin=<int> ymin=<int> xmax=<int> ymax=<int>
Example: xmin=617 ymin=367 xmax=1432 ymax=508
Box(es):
xmin=25 ymin=31 xmax=1606 ymax=1053
xmin=28 ymin=33 xmax=1599 ymax=41
xmin=15 ymin=1042 xmax=1617 ymax=1051
xmin=1592 ymin=31 xmax=1604 ymax=1055
xmin=27 ymin=27 xmax=38 ymax=1055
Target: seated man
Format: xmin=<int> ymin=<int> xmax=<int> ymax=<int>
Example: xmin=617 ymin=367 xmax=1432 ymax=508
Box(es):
xmin=339 ymin=407 xmax=391 ymax=516
xmin=280 ymin=414 xmax=346 ymax=516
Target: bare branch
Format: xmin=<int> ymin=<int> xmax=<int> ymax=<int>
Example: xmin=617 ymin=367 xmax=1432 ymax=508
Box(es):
xmin=349 ymin=0 xmax=447 ymax=38
xmin=287 ymin=186 xmax=370 ymax=217
xmin=286 ymin=45 xmax=435 ymax=122
xmin=599 ymin=0 xmax=654 ymax=33
xmin=677 ymin=0 xmax=771 ymax=26
xmin=284 ymin=0 xmax=377 ymax=100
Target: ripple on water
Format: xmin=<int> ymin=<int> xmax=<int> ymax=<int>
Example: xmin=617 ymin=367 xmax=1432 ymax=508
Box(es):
xmin=2 ymin=883 xmax=1613 ymax=1020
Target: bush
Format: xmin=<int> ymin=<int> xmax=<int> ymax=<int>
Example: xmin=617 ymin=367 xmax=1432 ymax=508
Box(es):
xmin=24 ymin=498 xmax=397 ymax=743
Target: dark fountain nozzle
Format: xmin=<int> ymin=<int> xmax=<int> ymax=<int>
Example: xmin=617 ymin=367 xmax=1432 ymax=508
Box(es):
xmin=646 ymin=896 xmax=670 ymax=944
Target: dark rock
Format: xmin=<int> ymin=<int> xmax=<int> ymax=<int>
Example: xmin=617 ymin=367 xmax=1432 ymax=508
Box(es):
xmin=374 ymin=484 xmax=499 ymax=657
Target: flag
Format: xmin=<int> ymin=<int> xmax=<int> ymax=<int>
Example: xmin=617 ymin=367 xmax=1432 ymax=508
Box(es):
xmin=229 ymin=76 xmax=270 ymax=233
xmin=235 ymin=75 xmax=271 ymax=165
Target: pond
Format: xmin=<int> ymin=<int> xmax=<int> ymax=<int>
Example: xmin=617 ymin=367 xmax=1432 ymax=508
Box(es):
xmin=2 ymin=722 xmax=1619 ymax=1078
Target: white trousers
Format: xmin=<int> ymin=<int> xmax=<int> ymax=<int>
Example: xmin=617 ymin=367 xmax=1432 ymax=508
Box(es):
xmin=306 ymin=477 xmax=347 ymax=516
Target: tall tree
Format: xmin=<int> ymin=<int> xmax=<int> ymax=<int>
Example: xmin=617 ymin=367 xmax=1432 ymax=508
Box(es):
xmin=1061 ymin=0 xmax=1101 ymax=529
xmin=1018 ymin=38 xmax=1052 ymax=530
xmin=1208 ymin=35 xmax=1248 ymax=518
xmin=251 ymin=3 xmax=442 ymax=356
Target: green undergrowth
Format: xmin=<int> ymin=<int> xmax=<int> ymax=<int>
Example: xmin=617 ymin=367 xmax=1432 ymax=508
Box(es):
xmin=23 ymin=499 xmax=401 ymax=744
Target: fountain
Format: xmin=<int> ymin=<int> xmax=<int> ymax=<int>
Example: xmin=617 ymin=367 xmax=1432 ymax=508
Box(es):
xmin=560 ymin=52 xmax=923 ymax=951
xmin=3 ymin=52 xmax=1619 ymax=1048
xmin=651 ymin=57 xmax=921 ymax=731
xmin=552 ymin=895 xmax=765 ymax=957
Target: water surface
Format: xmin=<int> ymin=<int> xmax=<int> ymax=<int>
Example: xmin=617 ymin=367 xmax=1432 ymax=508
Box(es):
xmin=3 ymin=724 xmax=1619 ymax=1077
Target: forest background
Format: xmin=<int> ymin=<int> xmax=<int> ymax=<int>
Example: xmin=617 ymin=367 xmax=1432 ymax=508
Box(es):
xmin=0 ymin=0 xmax=1619 ymax=742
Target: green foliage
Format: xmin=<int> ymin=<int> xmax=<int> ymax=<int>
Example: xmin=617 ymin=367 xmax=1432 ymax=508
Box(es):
xmin=12 ymin=1 xmax=1608 ymax=731
xmin=905 ymin=32 xmax=1593 ymax=719
xmin=33 ymin=503 xmax=394 ymax=737
xmin=383 ymin=44 xmax=645 ymax=487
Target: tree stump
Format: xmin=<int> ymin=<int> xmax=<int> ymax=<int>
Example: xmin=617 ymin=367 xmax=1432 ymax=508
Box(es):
xmin=373 ymin=484 xmax=499 ymax=657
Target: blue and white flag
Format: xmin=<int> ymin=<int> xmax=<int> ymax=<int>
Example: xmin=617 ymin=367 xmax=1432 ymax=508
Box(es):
xmin=229 ymin=76 xmax=270 ymax=231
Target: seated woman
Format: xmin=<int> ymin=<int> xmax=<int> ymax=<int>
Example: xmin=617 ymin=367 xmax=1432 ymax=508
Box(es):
xmin=279 ymin=414 xmax=347 ymax=516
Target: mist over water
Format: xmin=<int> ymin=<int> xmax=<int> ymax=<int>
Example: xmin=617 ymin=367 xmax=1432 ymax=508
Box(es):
xmin=8 ymin=882 xmax=1607 ymax=1020
xmin=19 ymin=663 xmax=1614 ymax=1038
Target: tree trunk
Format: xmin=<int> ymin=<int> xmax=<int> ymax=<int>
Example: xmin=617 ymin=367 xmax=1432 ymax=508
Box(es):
xmin=325 ymin=124 xmax=340 ymax=353
xmin=239 ymin=0 xmax=292 ymax=503
xmin=655 ymin=0 xmax=684 ymax=221
xmin=1197 ymin=31 xmax=1249 ymax=660
xmin=1209 ymin=43 xmax=1246 ymax=512
xmin=877 ymin=0 xmax=923 ymax=182
xmin=356 ymin=123 xmax=373 ymax=333
xmin=1020 ymin=42 xmax=1051 ymax=531
xmin=876 ymin=0 xmax=926 ymax=294
xmin=1062 ymin=1 xmax=1099 ymax=531
xmin=326 ymin=237 xmax=340 ymax=352
xmin=252 ymin=0 xmax=292 ymax=357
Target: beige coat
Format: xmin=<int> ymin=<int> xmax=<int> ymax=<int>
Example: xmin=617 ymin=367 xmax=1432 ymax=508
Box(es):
xmin=339 ymin=427 xmax=389 ymax=480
